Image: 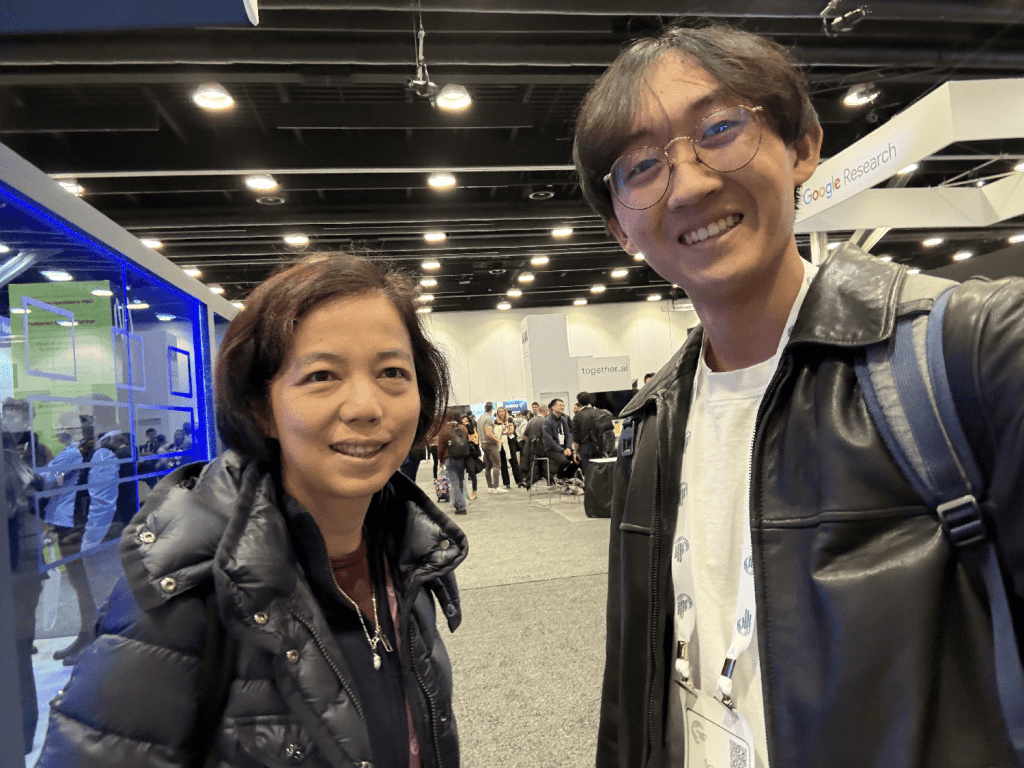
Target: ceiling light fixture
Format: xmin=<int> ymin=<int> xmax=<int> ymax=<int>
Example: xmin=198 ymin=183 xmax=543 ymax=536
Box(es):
xmin=573 ymin=298 xmax=588 ymax=306
xmin=518 ymin=272 xmax=535 ymax=283
xmin=57 ymin=320 xmax=79 ymax=327
xmin=245 ymin=174 xmax=278 ymax=192
xmin=897 ymin=163 xmax=920 ymax=175
xmin=256 ymin=196 xmax=286 ymax=206
xmin=91 ymin=288 xmax=114 ymax=297
xmin=127 ymin=301 xmax=150 ymax=310
xmin=9 ymin=307 xmax=29 ymax=314
xmin=424 ymin=231 xmax=447 ymax=242
xmin=417 ymin=293 xmax=435 ymax=302
xmin=551 ymin=227 xmax=574 ymax=238
xmin=0 ymin=244 xmax=9 ymax=253
xmin=427 ymin=172 xmax=457 ymax=189
xmin=953 ymin=250 xmax=973 ymax=261
xmin=528 ymin=190 xmax=555 ymax=201
xmin=530 ymin=255 xmax=549 ymax=266
xmin=192 ymin=83 xmax=235 ymax=111
xmin=434 ymin=83 xmax=472 ymax=111
xmin=634 ymin=253 xmax=646 ymax=261
xmin=420 ymin=277 xmax=438 ymax=287
xmin=907 ymin=267 xmax=922 ymax=274
xmin=842 ymin=83 xmax=879 ymax=107
xmin=507 ymin=288 xmax=522 ymax=297
xmin=647 ymin=294 xmax=662 ymax=302
xmin=208 ymin=284 xmax=225 ymax=295
xmin=922 ymin=236 xmax=944 ymax=247
xmin=878 ymin=255 xmax=893 ymax=262
xmin=611 ymin=268 xmax=629 ymax=278
xmin=58 ymin=180 xmax=84 ymax=196
xmin=156 ymin=313 xmax=176 ymax=322
xmin=284 ymin=233 xmax=309 ymax=247
xmin=416 ymin=305 xmax=433 ymax=314
xmin=41 ymin=270 xmax=73 ymax=282
xmin=591 ymin=284 xmax=606 ymax=294
xmin=421 ymin=259 xmax=441 ymax=270
xmin=1008 ymin=233 xmax=1024 ymax=244
xmin=1016 ymin=161 xmax=1024 ymax=173
xmin=140 ymin=238 xmax=163 ymax=249
xmin=231 ymin=302 xmax=245 ymax=311
xmin=183 ymin=266 xmax=202 ymax=278
xmin=496 ymin=301 xmax=512 ymax=311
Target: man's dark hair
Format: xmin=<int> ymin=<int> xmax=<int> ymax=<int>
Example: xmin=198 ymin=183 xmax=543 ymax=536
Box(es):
xmin=215 ymin=252 xmax=451 ymax=465
xmin=531 ymin=401 xmax=539 ymax=407
xmin=644 ymin=373 xmax=655 ymax=384
xmin=145 ymin=427 xmax=156 ymax=436
xmin=573 ymin=20 xmax=819 ymax=223
xmin=548 ymin=398 xmax=564 ymax=410
xmin=576 ymin=391 xmax=595 ymax=407
xmin=484 ymin=402 xmax=493 ymax=413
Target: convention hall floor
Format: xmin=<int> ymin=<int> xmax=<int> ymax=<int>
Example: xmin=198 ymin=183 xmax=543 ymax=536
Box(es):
xmin=25 ymin=473 xmax=611 ymax=768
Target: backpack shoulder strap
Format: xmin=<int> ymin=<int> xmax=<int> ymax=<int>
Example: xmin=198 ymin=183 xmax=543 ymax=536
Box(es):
xmin=854 ymin=273 xmax=1024 ymax=763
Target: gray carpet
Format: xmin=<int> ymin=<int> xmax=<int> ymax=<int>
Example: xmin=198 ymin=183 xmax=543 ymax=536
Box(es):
xmin=422 ymin=475 xmax=612 ymax=767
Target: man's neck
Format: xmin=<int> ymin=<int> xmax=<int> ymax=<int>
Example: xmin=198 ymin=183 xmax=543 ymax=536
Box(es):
xmin=694 ymin=252 xmax=806 ymax=373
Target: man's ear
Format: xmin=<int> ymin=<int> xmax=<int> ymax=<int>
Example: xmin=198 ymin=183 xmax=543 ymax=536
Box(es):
xmin=792 ymin=121 xmax=824 ymax=186
xmin=607 ymin=216 xmax=641 ymax=256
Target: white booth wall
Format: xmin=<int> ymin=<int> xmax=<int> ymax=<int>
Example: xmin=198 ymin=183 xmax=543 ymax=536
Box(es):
xmin=424 ymin=299 xmax=700 ymax=405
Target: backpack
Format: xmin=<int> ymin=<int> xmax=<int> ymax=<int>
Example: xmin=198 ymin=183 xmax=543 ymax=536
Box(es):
xmin=448 ymin=425 xmax=471 ymax=459
xmin=590 ymin=408 xmax=617 ymax=457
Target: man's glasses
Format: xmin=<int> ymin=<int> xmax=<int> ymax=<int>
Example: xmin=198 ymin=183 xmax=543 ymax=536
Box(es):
xmin=603 ymin=105 xmax=763 ymax=211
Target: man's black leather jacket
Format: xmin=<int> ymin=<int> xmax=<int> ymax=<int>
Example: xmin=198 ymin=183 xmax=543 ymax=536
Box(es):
xmin=597 ymin=245 xmax=1024 ymax=768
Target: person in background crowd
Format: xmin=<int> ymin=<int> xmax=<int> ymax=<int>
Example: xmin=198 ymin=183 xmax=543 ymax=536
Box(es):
xmin=542 ymin=399 xmax=577 ymax=482
xmin=139 ymin=427 xmax=159 ymax=455
xmin=477 ymin=401 xmax=503 ymax=494
xmin=38 ymin=252 xmax=466 ymax=768
xmin=531 ymin=402 xmax=540 ymax=416
xmin=428 ymin=429 xmax=440 ymax=479
xmin=571 ymin=391 xmax=601 ymax=477
xmin=643 ymin=372 xmax=655 ymax=385
xmin=494 ymin=406 xmax=524 ymax=490
xmin=399 ymin=442 xmax=428 ymax=482
xmin=461 ymin=412 xmax=480 ymax=500
xmin=438 ymin=408 xmax=470 ymax=516
xmin=574 ymin=19 xmax=1024 ymax=768
xmin=520 ymin=403 xmax=548 ymax=486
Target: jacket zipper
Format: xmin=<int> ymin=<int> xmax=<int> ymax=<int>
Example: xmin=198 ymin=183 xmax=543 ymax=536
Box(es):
xmin=288 ymin=608 xmax=366 ymax=724
xmin=408 ymin=620 xmax=445 ymax=768
xmin=646 ymin=445 xmax=662 ymax=765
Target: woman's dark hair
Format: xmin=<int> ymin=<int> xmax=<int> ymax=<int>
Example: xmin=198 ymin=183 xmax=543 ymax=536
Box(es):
xmin=573 ymin=20 xmax=819 ymax=222
xmin=216 ymin=253 xmax=451 ymax=464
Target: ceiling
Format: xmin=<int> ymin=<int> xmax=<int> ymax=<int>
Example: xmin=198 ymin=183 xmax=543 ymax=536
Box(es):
xmin=2 ymin=0 xmax=1024 ymax=312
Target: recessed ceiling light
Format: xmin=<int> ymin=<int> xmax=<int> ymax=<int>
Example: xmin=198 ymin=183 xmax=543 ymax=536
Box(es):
xmin=256 ymin=196 xmax=286 ymax=206
xmin=127 ymin=301 xmax=150 ymax=310
xmin=551 ymin=227 xmax=574 ymax=238
xmin=416 ymin=305 xmax=433 ymax=314
xmin=507 ymin=288 xmax=522 ymax=297
xmin=897 ymin=163 xmax=920 ymax=175
xmin=647 ymin=294 xmax=661 ymax=302
xmin=192 ymin=83 xmax=234 ymax=110
xmin=183 ymin=266 xmax=202 ymax=278
xmin=156 ymin=313 xmax=176 ymax=322
xmin=907 ymin=267 xmax=921 ymax=274
xmin=434 ymin=84 xmax=472 ymax=111
xmin=878 ymin=255 xmax=893 ymax=262
xmin=1009 ymin=233 xmax=1024 ymax=244
xmin=10 ymin=307 xmax=30 ymax=314
xmin=420 ymin=277 xmax=438 ymax=287
xmin=842 ymin=83 xmax=879 ymax=107
xmin=528 ymin=190 xmax=554 ymax=200
xmin=427 ymin=172 xmax=457 ymax=189
xmin=591 ymin=284 xmax=606 ymax=294
xmin=58 ymin=180 xmax=84 ymax=196
xmin=634 ymin=252 xmax=646 ymax=261
xmin=284 ymin=233 xmax=309 ymax=247
xmin=57 ymin=320 xmax=79 ymax=327
xmin=922 ymin=236 xmax=944 ymax=247
xmin=417 ymin=294 xmax=435 ymax=302
xmin=424 ymin=231 xmax=447 ymax=243
xmin=530 ymin=255 xmax=549 ymax=266
xmin=496 ymin=301 xmax=512 ymax=311
xmin=91 ymin=288 xmax=114 ymax=297
xmin=245 ymin=174 xmax=278 ymax=192
xmin=573 ymin=298 xmax=588 ymax=306
xmin=231 ymin=302 xmax=244 ymax=311
xmin=611 ymin=268 xmax=629 ymax=278
xmin=0 ymin=244 xmax=9 ymax=253
xmin=208 ymin=284 xmax=225 ymax=295
xmin=518 ymin=272 xmax=535 ymax=283
xmin=953 ymin=250 xmax=973 ymax=261
xmin=1016 ymin=161 xmax=1024 ymax=173
xmin=140 ymin=238 xmax=163 ymax=249
xmin=41 ymin=270 xmax=73 ymax=282
xmin=975 ymin=180 xmax=986 ymax=187
xmin=421 ymin=259 xmax=441 ymax=270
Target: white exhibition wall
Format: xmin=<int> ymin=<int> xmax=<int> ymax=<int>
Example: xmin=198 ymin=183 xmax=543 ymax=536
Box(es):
xmin=422 ymin=299 xmax=700 ymax=406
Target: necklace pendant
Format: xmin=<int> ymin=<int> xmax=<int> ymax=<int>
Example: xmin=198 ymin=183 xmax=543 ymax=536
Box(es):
xmin=373 ymin=653 xmax=382 ymax=670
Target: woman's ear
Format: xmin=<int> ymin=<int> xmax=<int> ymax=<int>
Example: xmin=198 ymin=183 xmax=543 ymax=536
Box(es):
xmin=608 ymin=216 xmax=641 ymax=257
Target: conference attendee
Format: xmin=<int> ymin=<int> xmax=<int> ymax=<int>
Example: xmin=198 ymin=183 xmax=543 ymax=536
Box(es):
xmin=571 ymin=391 xmax=601 ymax=476
xmin=542 ymin=399 xmax=576 ymax=481
xmin=520 ymin=403 xmax=548 ymax=486
xmin=477 ymin=401 xmax=503 ymax=493
xmin=437 ymin=408 xmax=470 ymax=516
xmin=461 ymin=412 xmax=480 ymax=500
xmin=643 ymin=372 xmax=655 ymax=385
xmin=38 ymin=252 xmax=466 ymax=768
xmin=494 ymin=406 xmax=524 ymax=489
xmin=574 ymin=20 xmax=1024 ymax=768
xmin=399 ymin=442 xmax=427 ymax=482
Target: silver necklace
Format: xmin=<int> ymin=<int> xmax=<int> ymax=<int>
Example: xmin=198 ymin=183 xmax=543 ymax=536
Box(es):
xmin=330 ymin=569 xmax=393 ymax=670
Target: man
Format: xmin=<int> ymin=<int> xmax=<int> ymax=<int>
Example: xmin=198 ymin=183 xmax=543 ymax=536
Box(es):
xmin=574 ymin=21 xmax=1024 ymax=768
xmin=476 ymin=401 xmax=504 ymax=494
xmin=571 ymin=391 xmax=601 ymax=476
xmin=531 ymin=401 xmax=540 ymax=416
xmin=521 ymin=403 xmax=547 ymax=486
xmin=542 ymin=399 xmax=576 ymax=482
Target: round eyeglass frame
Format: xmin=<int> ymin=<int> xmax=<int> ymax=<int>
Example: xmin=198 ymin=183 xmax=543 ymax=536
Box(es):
xmin=603 ymin=105 xmax=764 ymax=211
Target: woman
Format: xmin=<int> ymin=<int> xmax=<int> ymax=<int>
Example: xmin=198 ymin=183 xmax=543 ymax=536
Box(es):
xmin=437 ymin=409 xmax=470 ymax=516
xmin=494 ymin=406 xmax=523 ymax=489
xmin=460 ymin=413 xmax=479 ymax=500
xmin=37 ymin=253 xmax=467 ymax=768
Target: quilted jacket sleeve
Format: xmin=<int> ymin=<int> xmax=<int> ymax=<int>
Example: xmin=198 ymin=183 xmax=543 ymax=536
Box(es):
xmin=35 ymin=577 xmax=212 ymax=768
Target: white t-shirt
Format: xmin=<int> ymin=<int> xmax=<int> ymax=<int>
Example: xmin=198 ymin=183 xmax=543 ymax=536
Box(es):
xmin=667 ymin=259 xmax=818 ymax=767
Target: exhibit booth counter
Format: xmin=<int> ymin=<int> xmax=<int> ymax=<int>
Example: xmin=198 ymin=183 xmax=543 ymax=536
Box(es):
xmin=0 ymin=139 xmax=236 ymax=762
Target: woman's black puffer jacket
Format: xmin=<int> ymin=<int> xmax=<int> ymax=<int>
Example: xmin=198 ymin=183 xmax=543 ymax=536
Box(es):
xmin=37 ymin=450 xmax=467 ymax=768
